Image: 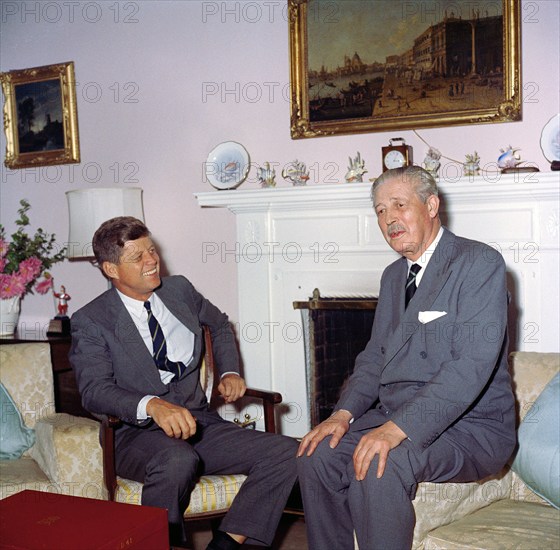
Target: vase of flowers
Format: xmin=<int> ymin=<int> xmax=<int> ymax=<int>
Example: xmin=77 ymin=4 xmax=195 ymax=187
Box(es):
xmin=0 ymin=199 xmax=66 ymax=335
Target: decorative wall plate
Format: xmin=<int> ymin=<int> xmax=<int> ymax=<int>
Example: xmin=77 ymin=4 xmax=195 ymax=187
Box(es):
xmin=540 ymin=114 xmax=560 ymax=165
xmin=205 ymin=141 xmax=250 ymax=190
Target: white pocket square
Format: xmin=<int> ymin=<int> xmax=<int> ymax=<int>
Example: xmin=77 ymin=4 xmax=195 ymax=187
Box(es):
xmin=418 ymin=311 xmax=447 ymax=324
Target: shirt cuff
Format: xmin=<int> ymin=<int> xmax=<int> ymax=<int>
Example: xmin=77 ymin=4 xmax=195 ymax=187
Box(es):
xmin=333 ymin=408 xmax=354 ymax=423
xmin=220 ymin=371 xmax=240 ymax=379
xmin=137 ymin=395 xmax=158 ymax=420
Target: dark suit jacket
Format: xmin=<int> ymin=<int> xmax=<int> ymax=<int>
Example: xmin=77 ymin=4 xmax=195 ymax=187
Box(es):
xmin=336 ymin=228 xmax=516 ymax=474
xmin=69 ymin=275 xmax=237 ymax=428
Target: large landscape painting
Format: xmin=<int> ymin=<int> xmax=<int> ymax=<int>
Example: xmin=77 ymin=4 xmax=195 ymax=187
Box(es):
xmin=289 ymin=0 xmax=521 ymax=138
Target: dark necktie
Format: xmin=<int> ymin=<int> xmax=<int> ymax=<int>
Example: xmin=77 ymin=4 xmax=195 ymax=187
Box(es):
xmin=143 ymin=301 xmax=185 ymax=378
xmin=405 ymin=264 xmax=422 ymax=309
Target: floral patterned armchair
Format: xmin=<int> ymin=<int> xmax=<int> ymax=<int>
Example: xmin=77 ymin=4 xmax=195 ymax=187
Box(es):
xmin=0 ymin=343 xmax=104 ymax=501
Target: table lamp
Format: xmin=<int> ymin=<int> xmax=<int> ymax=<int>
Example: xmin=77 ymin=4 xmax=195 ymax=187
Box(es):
xmin=66 ymin=187 xmax=145 ymax=261
xmin=48 ymin=187 xmax=145 ymax=336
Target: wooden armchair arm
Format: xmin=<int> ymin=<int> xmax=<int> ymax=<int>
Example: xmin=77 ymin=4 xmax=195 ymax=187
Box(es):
xmin=203 ymin=325 xmax=282 ymax=432
xmin=244 ymin=387 xmax=282 ymax=433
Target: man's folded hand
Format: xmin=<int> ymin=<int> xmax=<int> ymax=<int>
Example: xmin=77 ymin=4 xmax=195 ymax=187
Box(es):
xmin=146 ymin=398 xmax=197 ymax=439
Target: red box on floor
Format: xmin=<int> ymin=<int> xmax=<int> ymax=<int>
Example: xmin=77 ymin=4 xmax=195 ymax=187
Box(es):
xmin=0 ymin=490 xmax=169 ymax=549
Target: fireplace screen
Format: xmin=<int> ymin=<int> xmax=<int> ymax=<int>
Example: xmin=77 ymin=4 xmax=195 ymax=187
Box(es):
xmin=294 ymin=289 xmax=377 ymax=428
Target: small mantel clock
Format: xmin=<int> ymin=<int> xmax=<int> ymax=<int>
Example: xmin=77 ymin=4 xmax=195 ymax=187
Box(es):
xmin=382 ymin=137 xmax=413 ymax=172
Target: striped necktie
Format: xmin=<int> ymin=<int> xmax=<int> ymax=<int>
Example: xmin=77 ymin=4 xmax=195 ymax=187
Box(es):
xmin=405 ymin=264 xmax=422 ymax=309
xmin=143 ymin=300 xmax=185 ymax=378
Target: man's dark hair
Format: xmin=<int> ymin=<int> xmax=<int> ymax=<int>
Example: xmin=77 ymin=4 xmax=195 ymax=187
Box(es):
xmin=92 ymin=216 xmax=150 ymax=266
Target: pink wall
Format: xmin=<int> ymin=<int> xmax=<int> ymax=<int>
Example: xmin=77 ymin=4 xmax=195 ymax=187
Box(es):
xmin=1 ymin=1 xmax=559 ymax=334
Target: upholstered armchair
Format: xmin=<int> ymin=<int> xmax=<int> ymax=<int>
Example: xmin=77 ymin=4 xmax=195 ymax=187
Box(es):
xmin=101 ymin=326 xmax=284 ymax=519
xmin=0 ymin=343 xmax=104 ymax=501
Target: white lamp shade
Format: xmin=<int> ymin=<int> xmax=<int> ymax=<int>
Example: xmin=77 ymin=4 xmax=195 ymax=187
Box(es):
xmin=66 ymin=187 xmax=145 ymax=259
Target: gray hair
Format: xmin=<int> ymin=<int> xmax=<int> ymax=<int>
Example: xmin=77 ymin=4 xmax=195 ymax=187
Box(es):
xmin=371 ymin=166 xmax=438 ymax=204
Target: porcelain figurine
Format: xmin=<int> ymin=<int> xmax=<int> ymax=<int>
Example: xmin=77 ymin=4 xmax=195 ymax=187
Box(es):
xmin=345 ymin=152 xmax=367 ymax=183
xmin=423 ymin=147 xmax=441 ymax=180
xmin=497 ymin=145 xmax=521 ymax=170
xmin=257 ymin=162 xmax=277 ymax=188
xmin=282 ymin=160 xmax=310 ymax=186
xmin=463 ymin=151 xmax=481 ymax=176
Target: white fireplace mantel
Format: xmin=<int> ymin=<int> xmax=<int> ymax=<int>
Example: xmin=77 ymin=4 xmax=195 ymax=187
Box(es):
xmin=196 ymin=172 xmax=559 ymax=211
xmin=196 ymin=172 xmax=560 ymax=436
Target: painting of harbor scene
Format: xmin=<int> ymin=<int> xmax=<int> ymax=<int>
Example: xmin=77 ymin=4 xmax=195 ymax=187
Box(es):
xmin=289 ymin=0 xmax=520 ymax=138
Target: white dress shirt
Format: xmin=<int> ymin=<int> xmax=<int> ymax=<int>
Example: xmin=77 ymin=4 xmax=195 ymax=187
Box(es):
xmin=406 ymin=226 xmax=444 ymax=286
xmin=117 ymin=290 xmax=195 ymax=419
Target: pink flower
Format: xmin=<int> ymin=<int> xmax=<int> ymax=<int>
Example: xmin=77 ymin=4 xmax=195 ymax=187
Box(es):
xmin=0 ymin=273 xmax=26 ymax=299
xmin=0 ymin=258 xmax=5 ymax=273
xmin=18 ymin=256 xmax=42 ymax=284
xmin=0 ymin=274 xmax=9 ymax=298
xmin=35 ymin=275 xmax=53 ymax=295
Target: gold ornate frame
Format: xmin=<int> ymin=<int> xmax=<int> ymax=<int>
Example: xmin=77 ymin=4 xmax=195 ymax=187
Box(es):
xmin=288 ymin=0 xmax=521 ymax=139
xmin=1 ymin=61 xmax=80 ymax=168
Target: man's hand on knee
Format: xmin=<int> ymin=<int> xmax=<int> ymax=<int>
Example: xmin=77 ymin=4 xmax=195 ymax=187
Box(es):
xmin=297 ymin=409 xmax=352 ymax=457
xmin=146 ymin=398 xmax=197 ymax=439
xmin=353 ymin=421 xmax=407 ymax=481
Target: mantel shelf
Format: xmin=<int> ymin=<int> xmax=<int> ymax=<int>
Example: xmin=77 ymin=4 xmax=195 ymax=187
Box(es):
xmin=195 ymin=171 xmax=559 ymax=213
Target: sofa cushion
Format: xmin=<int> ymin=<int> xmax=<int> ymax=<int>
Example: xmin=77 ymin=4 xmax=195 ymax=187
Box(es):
xmin=512 ymin=372 xmax=560 ymax=509
xmin=424 ymin=499 xmax=560 ymax=550
xmin=0 ymin=456 xmax=51 ymax=500
xmin=412 ymin=471 xmax=511 ymax=548
xmin=0 ymin=383 xmax=35 ymax=460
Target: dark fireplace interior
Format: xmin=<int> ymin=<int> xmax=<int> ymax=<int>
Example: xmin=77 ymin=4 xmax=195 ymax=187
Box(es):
xmin=294 ymin=289 xmax=377 ymax=428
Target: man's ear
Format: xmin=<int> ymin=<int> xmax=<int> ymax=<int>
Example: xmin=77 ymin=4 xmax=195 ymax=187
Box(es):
xmin=427 ymin=195 xmax=440 ymax=218
xmin=102 ymin=261 xmax=118 ymax=280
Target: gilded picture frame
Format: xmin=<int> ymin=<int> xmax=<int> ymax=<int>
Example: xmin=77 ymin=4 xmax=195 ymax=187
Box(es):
xmin=1 ymin=61 xmax=80 ymax=168
xmin=288 ymin=0 xmax=521 ymax=139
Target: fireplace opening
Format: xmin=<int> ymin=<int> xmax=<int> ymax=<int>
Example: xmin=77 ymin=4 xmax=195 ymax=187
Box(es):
xmin=294 ymin=289 xmax=378 ymax=428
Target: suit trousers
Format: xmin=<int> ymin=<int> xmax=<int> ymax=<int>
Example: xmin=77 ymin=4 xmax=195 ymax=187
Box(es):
xmin=116 ymin=419 xmax=298 ymax=546
xmin=297 ymin=429 xmax=481 ymax=550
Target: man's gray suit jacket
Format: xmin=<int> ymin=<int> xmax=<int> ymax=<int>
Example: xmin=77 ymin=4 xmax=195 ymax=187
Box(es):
xmin=335 ymin=228 xmax=516 ymax=474
xmin=70 ymin=275 xmax=235 ymax=431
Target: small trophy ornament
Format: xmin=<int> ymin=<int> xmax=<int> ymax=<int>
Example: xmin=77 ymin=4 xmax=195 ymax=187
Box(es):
xmin=47 ymin=284 xmax=71 ymax=336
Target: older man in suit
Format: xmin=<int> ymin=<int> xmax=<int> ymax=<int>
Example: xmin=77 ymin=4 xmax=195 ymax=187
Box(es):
xmin=69 ymin=216 xmax=297 ymax=550
xmin=297 ymin=166 xmax=516 ymax=550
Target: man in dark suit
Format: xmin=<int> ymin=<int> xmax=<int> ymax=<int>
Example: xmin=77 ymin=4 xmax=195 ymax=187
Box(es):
xmin=297 ymin=166 xmax=516 ymax=549
xmin=70 ymin=216 xmax=297 ymax=550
